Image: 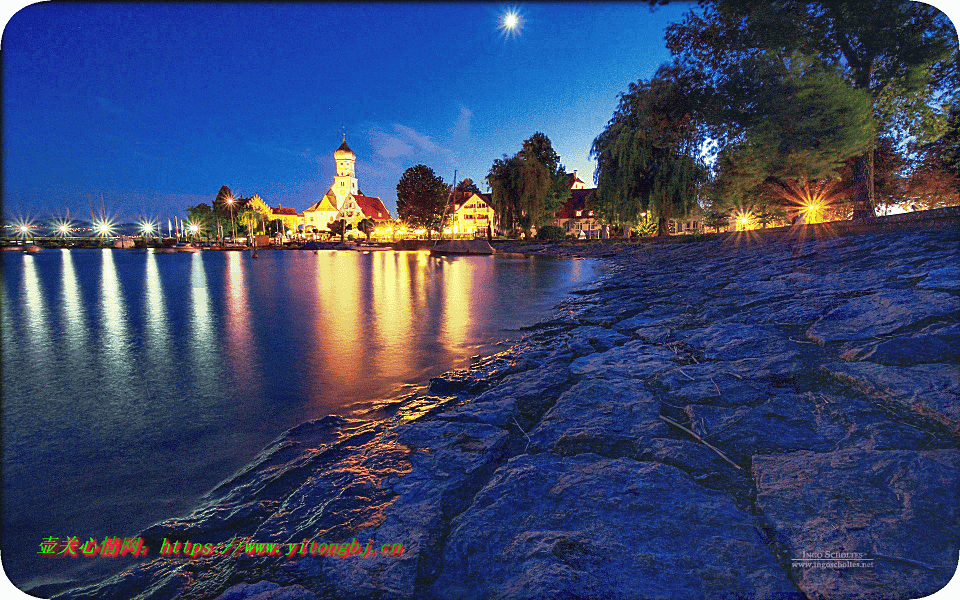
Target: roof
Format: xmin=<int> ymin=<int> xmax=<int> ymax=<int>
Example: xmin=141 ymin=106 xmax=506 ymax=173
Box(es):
xmin=556 ymin=189 xmax=595 ymax=219
xmin=304 ymin=195 xmax=338 ymax=213
xmin=567 ymin=172 xmax=585 ymax=188
xmin=272 ymin=207 xmax=299 ymax=216
xmin=334 ymin=140 xmax=355 ymax=158
xmin=354 ymin=195 xmax=391 ymax=220
xmin=447 ymin=191 xmax=492 ymax=211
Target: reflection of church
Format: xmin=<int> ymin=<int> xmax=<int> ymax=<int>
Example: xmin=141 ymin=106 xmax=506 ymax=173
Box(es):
xmin=303 ymin=136 xmax=391 ymax=235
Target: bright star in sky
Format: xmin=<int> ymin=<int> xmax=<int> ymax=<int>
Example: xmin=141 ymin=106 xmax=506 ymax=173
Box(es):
xmin=499 ymin=9 xmax=523 ymax=37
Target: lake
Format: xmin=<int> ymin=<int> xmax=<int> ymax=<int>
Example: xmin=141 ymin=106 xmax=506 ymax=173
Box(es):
xmin=1 ymin=248 xmax=598 ymax=592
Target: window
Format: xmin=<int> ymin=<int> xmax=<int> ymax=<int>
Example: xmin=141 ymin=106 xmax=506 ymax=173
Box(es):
xmin=575 ymin=210 xmax=582 ymax=217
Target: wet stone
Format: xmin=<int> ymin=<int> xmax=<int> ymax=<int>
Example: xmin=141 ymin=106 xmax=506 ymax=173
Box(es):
xmin=806 ymin=289 xmax=959 ymax=343
xmin=429 ymin=453 xmax=801 ymax=600
xmin=823 ymin=362 xmax=960 ymax=434
xmin=754 ymin=448 xmax=960 ymax=600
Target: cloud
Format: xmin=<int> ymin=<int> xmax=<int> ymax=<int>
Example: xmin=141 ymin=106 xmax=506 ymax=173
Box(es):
xmin=369 ymin=123 xmax=443 ymax=159
xmin=452 ymin=107 xmax=472 ymax=148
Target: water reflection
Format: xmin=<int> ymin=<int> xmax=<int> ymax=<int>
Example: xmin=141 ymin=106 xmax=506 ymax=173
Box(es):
xmin=60 ymin=249 xmax=87 ymax=351
xmin=316 ymin=252 xmax=362 ymax=390
xmin=99 ymin=249 xmax=132 ymax=399
xmin=2 ymin=249 xmax=598 ymax=593
xmin=143 ymin=251 xmax=172 ymax=380
xmin=224 ymin=251 xmax=257 ymax=383
xmin=441 ymin=258 xmax=472 ymax=353
xmin=22 ymin=255 xmax=51 ymax=369
xmin=189 ymin=252 xmax=221 ymax=398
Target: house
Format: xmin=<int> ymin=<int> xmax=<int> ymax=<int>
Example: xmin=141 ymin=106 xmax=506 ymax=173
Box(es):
xmin=446 ymin=191 xmax=496 ymax=237
xmin=552 ymin=188 xmax=601 ymax=238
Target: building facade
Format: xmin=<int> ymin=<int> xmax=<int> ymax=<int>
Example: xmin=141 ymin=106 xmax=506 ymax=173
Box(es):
xmin=303 ymin=137 xmax=391 ymax=236
xmin=447 ymin=192 xmax=496 ymax=237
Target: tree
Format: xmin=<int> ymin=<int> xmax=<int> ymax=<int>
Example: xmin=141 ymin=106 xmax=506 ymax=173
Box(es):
xmin=666 ymin=0 xmax=957 ymax=219
xmin=396 ymin=165 xmax=449 ymax=240
xmin=328 ymin=219 xmax=347 ymax=243
xmin=591 ymin=65 xmax=706 ymax=236
xmin=486 ymin=133 xmax=571 ymax=238
xmin=709 ymin=57 xmax=876 ymax=216
xmin=214 ymin=185 xmax=234 ymax=211
xmin=455 ymin=178 xmax=483 ymax=195
xmin=357 ymin=218 xmax=376 ymax=242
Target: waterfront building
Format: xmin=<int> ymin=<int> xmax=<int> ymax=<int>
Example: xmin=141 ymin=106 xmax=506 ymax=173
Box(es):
xmin=553 ymin=188 xmax=601 ymax=238
xmin=446 ymin=191 xmax=496 ymax=237
xmin=303 ymin=137 xmax=391 ymax=236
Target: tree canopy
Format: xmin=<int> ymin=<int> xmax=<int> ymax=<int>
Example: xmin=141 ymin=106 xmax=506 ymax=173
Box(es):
xmin=666 ymin=0 xmax=957 ymax=218
xmin=591 ymin=65 xmax=707 ymax=235
xmin=486 ymin=132 xmax=570 ymax=237
xmin=396 ymin=164 xmax=449 ymax=238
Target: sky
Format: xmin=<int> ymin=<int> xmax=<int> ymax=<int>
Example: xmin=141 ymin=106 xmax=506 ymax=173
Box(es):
xmin=1 ymin=2 xmax=694 ymax=223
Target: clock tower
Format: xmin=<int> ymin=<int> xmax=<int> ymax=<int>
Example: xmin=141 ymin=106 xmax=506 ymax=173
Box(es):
xmin=332 ymin=135 xmax=358 ymax=210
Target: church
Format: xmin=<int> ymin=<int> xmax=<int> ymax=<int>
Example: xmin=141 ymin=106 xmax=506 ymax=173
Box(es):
xmin=303 ymin=136 xmax=392 ymax=236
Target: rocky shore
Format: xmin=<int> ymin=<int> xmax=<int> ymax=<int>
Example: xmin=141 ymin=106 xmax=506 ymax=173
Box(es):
xmin=55 ymin=216 xmax=959 ymax=600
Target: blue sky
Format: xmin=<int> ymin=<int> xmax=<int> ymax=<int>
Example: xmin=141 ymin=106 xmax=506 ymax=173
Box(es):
xmin=2 ymin=2 xmax=693 ymax=222
xmin=4 ymin=2 xmax=957 ymax=223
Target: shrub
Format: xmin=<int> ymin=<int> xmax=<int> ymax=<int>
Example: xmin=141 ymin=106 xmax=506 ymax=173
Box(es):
xmin=536 ymin=225 xmax=566 ymax=240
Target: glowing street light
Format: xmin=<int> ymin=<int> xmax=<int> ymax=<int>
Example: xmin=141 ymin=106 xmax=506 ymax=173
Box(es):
xmin=93 ymin=218 xmax=116 ymax=238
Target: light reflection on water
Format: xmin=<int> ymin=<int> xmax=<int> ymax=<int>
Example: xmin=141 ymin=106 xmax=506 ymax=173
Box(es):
xmin=1 ymin=248 xmax=598 ymax=592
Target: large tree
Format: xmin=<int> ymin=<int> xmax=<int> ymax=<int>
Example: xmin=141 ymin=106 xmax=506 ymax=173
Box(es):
xmin=396 ymin=164 xmax=449 ymax=239
xmin=591 ymin=65 xmax=706 ymax=235
xmin=666 ymin=0 xmax=957 ymax=219
xmin=709 ymin=56 xmax=876 ymax=218
xmin=486 ymin=133 xmax=570 ymax=238
xmin=455 ymin=178 xmax=483 ymax=195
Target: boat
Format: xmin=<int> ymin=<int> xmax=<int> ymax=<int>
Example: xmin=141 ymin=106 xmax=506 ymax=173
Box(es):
xmin=175 ymin=243 xmax=200 ymax=253
xmin=113 ymin=235 xmax=135 ymax=249
xmin=22 ymin=245 xmax=41 ymax=253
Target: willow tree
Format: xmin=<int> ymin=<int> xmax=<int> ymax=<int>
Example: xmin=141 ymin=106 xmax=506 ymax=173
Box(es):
xmin=591 ymin=65 xmax=706 ymax=236
xmin=487 ymin=133 xmax=570 ymax=238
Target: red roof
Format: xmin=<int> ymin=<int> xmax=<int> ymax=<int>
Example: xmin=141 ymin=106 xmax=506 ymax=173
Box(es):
xmin=272 ymin=207 xmax=299 ymax=216
xmin=354 ymin=195 xmax=391 ymax=220
xmin=567 ymin=171 xmax=585 ymax=188
xmin=556 ymin=189 xmax=595 ymax=219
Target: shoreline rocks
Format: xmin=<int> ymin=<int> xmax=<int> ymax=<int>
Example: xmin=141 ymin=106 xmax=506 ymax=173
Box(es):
xmin=54 ymin=220 xmax=960 ymax=600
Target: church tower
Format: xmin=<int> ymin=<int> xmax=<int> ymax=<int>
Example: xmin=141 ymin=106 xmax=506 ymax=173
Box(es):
xmin=332 ymin=135 xmax=359 ymax=210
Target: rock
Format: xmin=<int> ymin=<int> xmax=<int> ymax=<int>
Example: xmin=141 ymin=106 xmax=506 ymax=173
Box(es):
xmin=569 ymin=340 xmax=677 ymax=379
xmin=839 ymin=323 xmax=960 ymax=366
xmin=528 ymin=378 xmax=668 ymax=457
xmin=436 ymin=362 xmax=572 ymax=429
xmin=806 ymin=289 xmax=959 ymax=343
xmin=917 ymin=265 xmax=960 ymax=292
xmin=562 ymin=325 xmax=629 ymax=356
xmin=754 ymin=448 xmax=960 ymax=600
xmin=823 ymin=362 xmax=960 ymax=434
xmin=430 ymin=453 xmax=801 ymax=600
xmin=684 ymin=323 xmax=796 ymax=361
xmin=684 ymin=394 xmax=837 ymax=462
xmin=282 ymin=420 xmax=511 ymax=598
xmin=215 ymin=582 xmax=317 ymax=600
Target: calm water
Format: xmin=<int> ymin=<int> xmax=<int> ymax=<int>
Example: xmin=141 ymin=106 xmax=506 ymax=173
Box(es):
xmin=1 ymin=248 xmax=597 ymax=592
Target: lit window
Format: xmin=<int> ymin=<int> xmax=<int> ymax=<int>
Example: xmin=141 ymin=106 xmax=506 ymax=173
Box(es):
xmin=575 ymin=210 xmax=582 ymax=217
